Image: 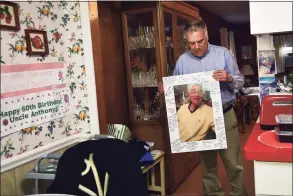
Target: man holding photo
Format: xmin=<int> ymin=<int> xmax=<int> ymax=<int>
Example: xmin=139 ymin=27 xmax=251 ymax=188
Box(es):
xmin=159 ymin=19 xmax=247 ymax=196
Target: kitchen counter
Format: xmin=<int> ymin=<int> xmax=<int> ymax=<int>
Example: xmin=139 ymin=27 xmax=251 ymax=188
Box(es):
xmin=244 ymin=123 xmax=292 ymax=162
xmin=244 ymin=118 xmax=292 ymax=196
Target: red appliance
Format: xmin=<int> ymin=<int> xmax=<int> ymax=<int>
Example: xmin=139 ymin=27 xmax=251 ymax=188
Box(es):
xmin=260 ymin=95 xmax=293 ymax=130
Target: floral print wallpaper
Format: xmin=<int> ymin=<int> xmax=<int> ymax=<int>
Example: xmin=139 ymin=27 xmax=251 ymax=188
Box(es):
xmin=1 ymin=1 xmax=91 ymax=160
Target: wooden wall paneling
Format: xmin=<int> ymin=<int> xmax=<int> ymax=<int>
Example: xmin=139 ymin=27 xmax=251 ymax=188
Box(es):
xmin=98 ymin=2 xmax=130 ymax=126
xmin=123 ymin=7 xmax=155 ymax=15
xmin=110 ymin=1 xmax=121 ymax=12
xmin=121 ymin=1 xmax=156 ymax=12
xmin=176 ymin=11 xmax=193 ymax=21
xmin=161 ymin=1 xmax=199 ymax=19
xmin=88 ymin=2 xmax=107 ymax=134
xmin=178 ymin=1 xmax=200 ymax=12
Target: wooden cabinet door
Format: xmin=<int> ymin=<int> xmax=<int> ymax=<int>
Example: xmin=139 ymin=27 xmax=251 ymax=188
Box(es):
xmin=122 ymin=9 xmax=162 ymax=125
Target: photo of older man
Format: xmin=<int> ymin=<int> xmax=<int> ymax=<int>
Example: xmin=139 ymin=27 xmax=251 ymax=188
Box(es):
xmin=176 ymin=84 xmax=216 ymax=142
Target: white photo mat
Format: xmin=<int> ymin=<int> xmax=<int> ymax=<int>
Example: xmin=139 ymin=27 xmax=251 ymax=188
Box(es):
xmin=163 ymin=71 xmax=227 ymax=153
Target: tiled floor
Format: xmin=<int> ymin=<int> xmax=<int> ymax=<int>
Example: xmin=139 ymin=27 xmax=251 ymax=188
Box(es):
xmin=171 ymin=123 xmax=255 ymax=196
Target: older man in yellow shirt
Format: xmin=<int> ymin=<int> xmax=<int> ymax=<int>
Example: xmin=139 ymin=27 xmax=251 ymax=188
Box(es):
xmin=177 ymin=84 xmax=215 ymax=142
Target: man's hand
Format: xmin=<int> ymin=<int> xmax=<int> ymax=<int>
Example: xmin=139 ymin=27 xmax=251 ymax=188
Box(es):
xmin=158 ymin=82 xmax=164 ymax=94
xmin=212 ymin=70 xmax=233 ymax=83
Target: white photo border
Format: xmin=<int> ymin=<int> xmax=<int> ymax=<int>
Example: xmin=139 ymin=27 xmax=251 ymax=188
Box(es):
xmin=163 ymin=71 xmax=227 ymax=153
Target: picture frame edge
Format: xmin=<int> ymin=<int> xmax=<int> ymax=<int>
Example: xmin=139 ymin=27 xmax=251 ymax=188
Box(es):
xmin=0 ymin=1 xmax=20 ymax=31
xmin=24 ymin=29 xmax=49 ymax=56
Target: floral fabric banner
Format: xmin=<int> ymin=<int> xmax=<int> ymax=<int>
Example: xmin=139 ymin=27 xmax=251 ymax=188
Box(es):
xmin=1 ymin=62 xmax=71 ymax=137
xmin=0 ymin=2 xmax=89 ymax=160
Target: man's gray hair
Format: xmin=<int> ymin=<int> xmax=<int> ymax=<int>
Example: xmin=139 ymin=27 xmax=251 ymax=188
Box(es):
xmin=188 ymin=84 xmax=203 ymax=94
xmin=184 ymin=19 xmax=207 ymax=34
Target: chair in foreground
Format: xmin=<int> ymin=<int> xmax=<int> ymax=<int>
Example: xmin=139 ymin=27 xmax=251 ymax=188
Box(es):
xmin=47 ymin=138 xmax=148 ymax=196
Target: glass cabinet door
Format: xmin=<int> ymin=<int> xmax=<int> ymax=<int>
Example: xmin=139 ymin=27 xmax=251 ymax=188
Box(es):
xmin=163 ymin=9 xmax=175 ymax=76
xmin=124 ymin=10 xmax=160 ymax=122
xmin=175 ymin=14 xmax=190 ymax=62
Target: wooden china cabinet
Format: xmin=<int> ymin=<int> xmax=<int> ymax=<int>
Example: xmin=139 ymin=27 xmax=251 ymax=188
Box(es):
xmin=121 ymin=2 xmax=200 ymax=193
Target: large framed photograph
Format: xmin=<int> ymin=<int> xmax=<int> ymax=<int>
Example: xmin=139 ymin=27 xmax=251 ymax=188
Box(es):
xmin=0 ymin=1 xmax=20 ymax=31
xmin=163 ymin=71 xmax=227 ymax=153
xmin=25 ymin=29 xmax=49 ymax=56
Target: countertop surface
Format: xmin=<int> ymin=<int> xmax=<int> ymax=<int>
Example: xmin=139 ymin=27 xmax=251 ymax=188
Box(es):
xmin=244 ymin=119 xmax=293 ymax=163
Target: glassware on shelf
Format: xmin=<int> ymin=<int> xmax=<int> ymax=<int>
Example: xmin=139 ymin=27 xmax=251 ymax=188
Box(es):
xmin=144 ymin=111 xmax=151 ymax=120
xmin=132 ymin=71 xmax=140 ymax=87
xmin=137 ymin=72 xmax=141 ymax=87
xmin=148 ymin=65 xmax=158 ymax=87
xmin=128 ymin=36 xmax=140 ymax=50
xmin=142 ymin=72 xmax=147 ymax=87
xmin=131 ymin=72 xmax=135 ymax=86
xmin=145 ymin=26 xmax=155 ymax=48
xmin=146 ymin=72 xmax=151 ymax=87
xmin=176 ymin=16 xmax=189 ymax=55
xmin=131 ymin=64 xmax=158 ymax=88
xmin=176 ymin=25 xmax=186 ymax=49
xmin=133 ymin=91 xmax=160 ymax=121
xmin=134 ymin=103 xmax=145 ymax=121
xmin=165 ymin=36 xmax=173 ymax=47
xmin=151 ymin=92 xmax=160 ymax=119
xmin=137 ymin=36 xmax=147 ymax=48
xmin=129 ymin=25 xmax=155 ymax=49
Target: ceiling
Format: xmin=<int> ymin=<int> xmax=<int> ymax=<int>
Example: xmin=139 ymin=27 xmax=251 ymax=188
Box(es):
xmin=191 ymin=1 xmax=250 ymax=24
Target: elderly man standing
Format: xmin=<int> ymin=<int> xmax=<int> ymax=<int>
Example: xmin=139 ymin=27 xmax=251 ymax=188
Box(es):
xmin=177 ymin=84 xmax=215 ymax=142
xmin=159 ymin=19 xmax=247 ymax=196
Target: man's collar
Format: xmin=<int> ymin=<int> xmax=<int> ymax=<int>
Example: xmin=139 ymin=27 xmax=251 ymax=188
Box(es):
xmin=207 ymin=43 xmax=211 ymax=53
xmin=188 ymin=102 xmax=203 ymax=113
